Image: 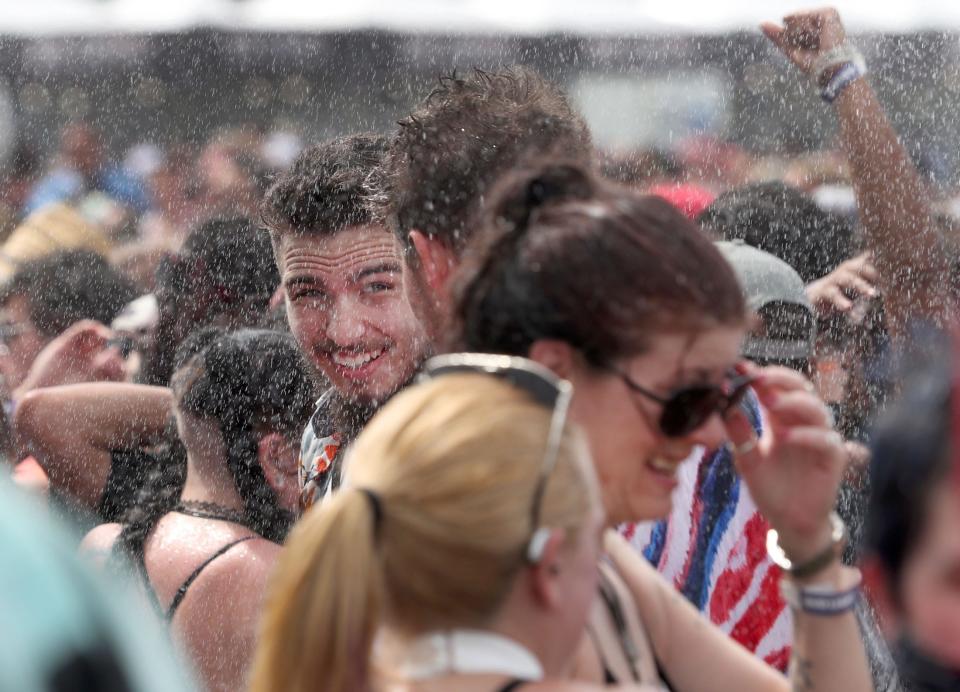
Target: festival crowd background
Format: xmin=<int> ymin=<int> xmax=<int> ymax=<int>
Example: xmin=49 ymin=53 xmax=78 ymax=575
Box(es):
xmin=0 ymin=4 xmax=958 ymax=692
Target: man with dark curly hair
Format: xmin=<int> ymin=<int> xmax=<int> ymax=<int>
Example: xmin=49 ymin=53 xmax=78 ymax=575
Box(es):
xmin=261 ymin=134 xmax=426 ymax=509
xmin=264 ymin=71 xmax=593 ymax=507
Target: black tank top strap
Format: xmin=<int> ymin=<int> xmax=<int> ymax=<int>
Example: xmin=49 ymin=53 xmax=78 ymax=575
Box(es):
xmin=496 ymin=680 xmax=530 ymax=692
xmin=138 ymin=554 xmax=165 ymax=619
xmin=165 ymin=536 xmax=256 ymax=621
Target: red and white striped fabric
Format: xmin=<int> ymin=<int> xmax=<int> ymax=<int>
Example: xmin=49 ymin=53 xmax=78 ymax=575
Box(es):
xmin=622 ymin=443 xmax=792 ymax=671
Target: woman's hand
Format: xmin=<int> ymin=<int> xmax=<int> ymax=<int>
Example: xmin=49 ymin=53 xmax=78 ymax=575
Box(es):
xmin=725 ymin=363 xmax=845 ymax=564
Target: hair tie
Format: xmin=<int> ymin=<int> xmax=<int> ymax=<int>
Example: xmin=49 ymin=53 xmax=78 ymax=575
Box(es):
xmin=359 ymin=488 xmax=384 ymax=539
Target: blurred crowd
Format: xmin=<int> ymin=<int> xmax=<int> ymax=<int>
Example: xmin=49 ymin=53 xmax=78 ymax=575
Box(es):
xmin=0 ymin=6 xmax=958 ymax=692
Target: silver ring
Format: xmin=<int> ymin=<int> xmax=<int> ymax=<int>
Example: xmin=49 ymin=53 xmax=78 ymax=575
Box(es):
xmin=733 ymin=438 xmax=757 ymax=456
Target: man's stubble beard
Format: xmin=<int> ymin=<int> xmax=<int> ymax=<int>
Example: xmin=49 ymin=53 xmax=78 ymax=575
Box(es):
xmin=326 ymin=343 xmax=434 ymax=447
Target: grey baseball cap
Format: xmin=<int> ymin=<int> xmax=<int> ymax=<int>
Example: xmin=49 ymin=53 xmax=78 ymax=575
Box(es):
xmin=716 ymin=240 xmax=816 ymax=362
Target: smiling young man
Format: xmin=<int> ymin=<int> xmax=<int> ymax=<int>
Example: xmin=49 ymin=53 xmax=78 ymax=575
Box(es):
xmin=262 ymin=134 xmax=427 ymax=510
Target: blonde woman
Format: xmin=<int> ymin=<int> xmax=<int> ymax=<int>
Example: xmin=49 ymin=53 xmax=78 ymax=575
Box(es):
xmin=251 ymin=356 xmax=645 ymax=692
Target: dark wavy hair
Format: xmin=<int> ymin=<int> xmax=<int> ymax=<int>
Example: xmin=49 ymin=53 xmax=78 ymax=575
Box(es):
xmin=260 ymin=133 xmax=387 ymax=237
xmin=697 ymin=182 xmax=853 ymax=283
xmin=0 ymin=249 xmax=136 ymax=338
xmin=379 ymin=67 xmax=592 ymax=254
xmin=139 ymin=216 xmax=280 ymax=387
xmin=114 ymin=328 xmax=316 ymax=568
xmin=453 ymin=161 xmax=746 ymax=365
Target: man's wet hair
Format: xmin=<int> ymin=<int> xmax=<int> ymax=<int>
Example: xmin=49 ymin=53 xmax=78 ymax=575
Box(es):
xmin=698 ymin=182 xmax=853 ymax=283
xmin=260 ymin=133 xmax=388 ymax=240
xmin=379 ymin=67 xmax=593 ymax=254
xmin=0 ymin=249 xmax=136 ymax=338
xmin=141 ymin=216 xmax=280 ymax=386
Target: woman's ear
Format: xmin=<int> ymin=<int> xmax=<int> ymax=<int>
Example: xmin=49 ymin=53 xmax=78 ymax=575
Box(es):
xmin=257 ymin=432 xmax=299 ymax=512
xmin=527 ymin=528 xmax=567 ymax=610
xmin=528 ymin=340 xmax=577 ymax=380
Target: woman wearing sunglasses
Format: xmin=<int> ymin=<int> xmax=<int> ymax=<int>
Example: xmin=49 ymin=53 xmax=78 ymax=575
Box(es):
xmin=452 ymin=162 xmax=871 ymax=691
xmin=252 ymin=359 xmax=618 ymax=692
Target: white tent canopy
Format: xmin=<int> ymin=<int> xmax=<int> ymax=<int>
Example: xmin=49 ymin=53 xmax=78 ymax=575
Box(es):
xmin=2 ymin=0 xmax=960 ymax=35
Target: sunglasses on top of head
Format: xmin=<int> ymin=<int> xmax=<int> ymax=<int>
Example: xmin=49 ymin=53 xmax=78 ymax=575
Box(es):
xmin=606 ymin=365 xmax=755 ymax=438
xmin=420 ymin=353 xmax=573 ymax=564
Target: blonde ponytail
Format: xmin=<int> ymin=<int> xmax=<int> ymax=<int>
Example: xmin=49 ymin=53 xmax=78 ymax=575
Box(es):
xmin=249 ymin=489 xmax=383 ymax=692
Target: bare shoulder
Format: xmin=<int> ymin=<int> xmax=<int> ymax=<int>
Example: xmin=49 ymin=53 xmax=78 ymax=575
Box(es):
xmin=180 ymin=536 xmax=280 ymax=609
xmin=80 ymin=522 xmax=122 ymax=568
xmin=173 ymin=537 xmax=281 ymax=692
xmin=173 ymin=536 xmax=280 ymax=659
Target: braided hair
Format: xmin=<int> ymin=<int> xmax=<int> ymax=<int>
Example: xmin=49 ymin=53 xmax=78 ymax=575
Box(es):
xmin=114 ymin=328 xmax=316 ymax=569
xmin=111 ymin=328 xmax=222 ymax=571
xmin=174 ymin=328 xmax=315 ymax=542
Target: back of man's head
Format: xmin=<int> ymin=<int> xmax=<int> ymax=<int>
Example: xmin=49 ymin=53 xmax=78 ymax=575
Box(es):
xmin=143 ymin=216 xmax=281 ymax=387
xmin=716 ymin=240 xmax=816 ymax=372
xmin=698 ymin=181 xmax=853 ymax=283
xmin=174 ymin=215 xmax=279 ymax=316
xmin=0 ymin=249 xmax=135 ymax=339
xmin=260 ymin=133 xmax=387 ymax=243
xmin=381 ymin=67 xmax=592 ymax=254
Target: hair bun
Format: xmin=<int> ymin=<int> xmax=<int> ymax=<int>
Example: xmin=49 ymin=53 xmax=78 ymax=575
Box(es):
xmin=498 ymin=161 xmax=595 ymax=233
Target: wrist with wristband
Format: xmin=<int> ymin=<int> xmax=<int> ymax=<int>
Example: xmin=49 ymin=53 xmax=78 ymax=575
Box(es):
xmin=767 ymin=511 xmax=846 ymax=579
xmin=780 ymin=568 xmax=862 ymax=615
xmin=768 ymin=512 xmax=860 ymax=615
xmin=810 ymin=42 xmax=867 ymax=103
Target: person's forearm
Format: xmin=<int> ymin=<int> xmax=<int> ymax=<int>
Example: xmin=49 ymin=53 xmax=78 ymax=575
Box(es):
xmin=787 ymin=564 xmax=872 ymax=692
xmin=833 ymin=77 xmax=950 ymax=336
xmin=16 ymin=383 xmax=172 ymax=453
xmin=15 ymin=383 xmax=172 ymax=509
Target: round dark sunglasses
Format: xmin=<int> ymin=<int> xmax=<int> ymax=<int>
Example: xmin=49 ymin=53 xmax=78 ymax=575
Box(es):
xmin=608 ymin=366 xmax=755 ymax=438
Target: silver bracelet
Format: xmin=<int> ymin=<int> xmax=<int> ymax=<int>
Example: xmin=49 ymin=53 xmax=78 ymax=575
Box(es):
xmin=767 ymin=511 xmax=846 ymax=579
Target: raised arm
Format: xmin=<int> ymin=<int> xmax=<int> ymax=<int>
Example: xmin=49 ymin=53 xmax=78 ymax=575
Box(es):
xmin=15 ymin=383 xmax=172 ymax=509
xmin=763 ymin=8 xmax=952 ymax=338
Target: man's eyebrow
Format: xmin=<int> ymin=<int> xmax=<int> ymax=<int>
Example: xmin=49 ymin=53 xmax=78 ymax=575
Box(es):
xmin=350 ymin=262 xmax=402 ymax=282
xmin=284 ymin=275 xmax=325 ymax=289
